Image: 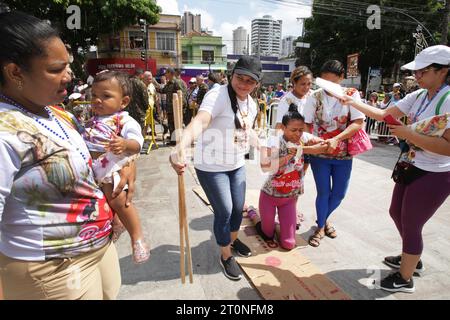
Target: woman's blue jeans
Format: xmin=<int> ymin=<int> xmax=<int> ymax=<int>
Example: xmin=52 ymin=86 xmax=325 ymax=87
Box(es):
xmin=195 ymin=166 xmax=246 ymax=247
xmin=309 ymin=156 xmax=353 ymax=228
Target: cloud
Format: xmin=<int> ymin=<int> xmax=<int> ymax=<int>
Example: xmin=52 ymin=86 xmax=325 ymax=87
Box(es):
xmin=160 ymin=0 xmax=312 ymax=54
xmin=156 ymin=0 xmax=180 ymax=15
xmin=180 ymin=5 xmax=250 ymax=54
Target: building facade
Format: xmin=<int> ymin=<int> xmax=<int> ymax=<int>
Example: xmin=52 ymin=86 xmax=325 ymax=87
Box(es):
xmin=181 ymin=32 xmax=227 ymax=82
xmin=233 ymin=26 xmax=248 ymax=55
xmin=281 ymin=36 xmax=296 ymax=58
xmin=95 ymin=14 xmax=182 ymax=74
xmin=251 ymin=15 xmax=282 ymax=57
xmin=181 ymin=11 xmax=201 ymax=35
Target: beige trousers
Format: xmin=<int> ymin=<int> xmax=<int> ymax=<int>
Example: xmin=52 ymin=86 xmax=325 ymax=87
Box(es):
xmin=0 ymin=242 xmax=121 ymax=300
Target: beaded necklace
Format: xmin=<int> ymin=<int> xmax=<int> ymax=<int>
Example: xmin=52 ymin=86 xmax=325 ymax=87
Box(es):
xmin=237 ymin=98 xmax=249 ymax=129
xmin=0 ymin=93 xmax=90 ymax=163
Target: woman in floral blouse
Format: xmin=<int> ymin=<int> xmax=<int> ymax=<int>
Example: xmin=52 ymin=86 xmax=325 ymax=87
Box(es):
xmin=0 ymin=11 xmax=135 ymax=300
xmin=303 ymin=60 xmax=365 ymax=247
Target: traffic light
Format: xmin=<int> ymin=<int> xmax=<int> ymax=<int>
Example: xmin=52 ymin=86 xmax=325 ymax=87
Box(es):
xmin=141 ymin=51 xmax=146 ymax=61
xmin=139 ymin=18 xmax=147 ymax=34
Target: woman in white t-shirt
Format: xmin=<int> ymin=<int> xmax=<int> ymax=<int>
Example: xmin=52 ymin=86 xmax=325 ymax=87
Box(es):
xmin=275 ymin=66 xmax=313 ymax=129
xmin=170 ymin=56 xmax=262 ymax=281
xmin=303 ymin=60 xmax=365 ymax=248
xmin=341 ymin=45 xmax=450 ymax=294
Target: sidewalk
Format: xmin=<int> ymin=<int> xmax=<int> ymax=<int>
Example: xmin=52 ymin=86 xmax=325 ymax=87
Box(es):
xmin=116 ymin=141 xmax=450 ymax=300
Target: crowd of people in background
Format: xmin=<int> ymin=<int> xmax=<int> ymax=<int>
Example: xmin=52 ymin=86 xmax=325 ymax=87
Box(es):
xmin=62 ymin=63 xmax=428 ymax=150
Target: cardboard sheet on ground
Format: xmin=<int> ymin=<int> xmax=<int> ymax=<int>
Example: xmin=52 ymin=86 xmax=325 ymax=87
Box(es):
xmin=192 ymin=187 xmax=351 ymax=300
xmin=236 ymin=216 xmax=350 ymax=300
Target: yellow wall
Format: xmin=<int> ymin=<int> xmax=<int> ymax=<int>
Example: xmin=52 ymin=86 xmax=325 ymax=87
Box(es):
xmin=97 ymin=14 xmax=182 ymax=68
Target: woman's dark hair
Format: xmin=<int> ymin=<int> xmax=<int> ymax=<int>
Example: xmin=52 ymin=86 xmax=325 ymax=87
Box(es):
xmin=208 ymin=72 xmax=221 ymax=84
xmin=430 ymin=63 xmax=449 ymax=70
xmin=0 ymin=11 xmax=60 ymax=85
xmin=430 ymin=63 xmax=450 ymax=84
xmin=290 ymin=66 xmax=312 ymax=84
xmin=282 ymin=103 xmax=305 ymax=126
xmin=93 ymin=71 xmax=132 ymax=97
xmin=320 ymin=60 xmax=345 ymax=77
xmin=227 ymin=81 xmax=243 ymax=129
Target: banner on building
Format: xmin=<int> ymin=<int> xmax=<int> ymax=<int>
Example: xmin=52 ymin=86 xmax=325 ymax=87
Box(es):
xmin=86 ymin=58 xmax=157 ymax=76
xmin=346 ymin=53 xmax=360 ymax=78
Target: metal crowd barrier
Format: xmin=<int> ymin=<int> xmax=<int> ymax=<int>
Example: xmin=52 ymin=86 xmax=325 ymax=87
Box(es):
xmin=365 ymin=116 xmax=408 ymax=139
xmin=266 ymin=100 xmax=280 ymax=129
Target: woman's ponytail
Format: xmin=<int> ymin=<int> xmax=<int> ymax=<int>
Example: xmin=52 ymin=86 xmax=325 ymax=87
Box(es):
xmin=227 ymin=80 xmax=243 ymax=129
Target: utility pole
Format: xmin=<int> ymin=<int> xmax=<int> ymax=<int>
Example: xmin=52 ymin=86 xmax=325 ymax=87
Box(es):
xmin=139 ymin=18 xmax=148 ymax=71
xmin=440 ymin=0 xmax=450 ymax=45
xmin=296 ymin=17 xmax=307 ymax=64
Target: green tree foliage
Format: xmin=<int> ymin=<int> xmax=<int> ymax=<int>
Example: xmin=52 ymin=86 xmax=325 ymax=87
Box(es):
xmin=4 ymin=0 xmax=161 ymax=77
xmin=296 ymin=0 xmax=449 ymax=88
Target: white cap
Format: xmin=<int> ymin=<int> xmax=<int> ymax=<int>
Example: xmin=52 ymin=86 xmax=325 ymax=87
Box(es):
xmin=189 ymin=77 xmax=197 ymax=83
xmin=401 ymin=45 xmax=450 ymax=70
xmin=393 ymin=83 xmax=401 ymax=87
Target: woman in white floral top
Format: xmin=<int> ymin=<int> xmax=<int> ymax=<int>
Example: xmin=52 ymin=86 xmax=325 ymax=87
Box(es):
xmin=0 ymin=12 xmax=135 ymax=299
xmin=340 ymin=45 xmax=450 ymax=294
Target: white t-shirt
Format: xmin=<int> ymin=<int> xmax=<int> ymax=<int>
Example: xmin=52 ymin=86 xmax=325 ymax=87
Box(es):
xmin=276 ymin=91 xmax=310 ymax=124
xmin=0 ymin=103 xmax=112 ymax=261
xmin=304 ymin=88 xmax=365 ymax=128
xmin=83 ymin=112 xmax=143 ymax=152
xmin=194 ymin=85 xmax=257 ymax=172
xmin=261 ymin=133 xmax=314 ymax=198
xmin=82 ymin=112 xmax=143 ymax=184
xmin=396 ymin=87 xmax=450 ymax=172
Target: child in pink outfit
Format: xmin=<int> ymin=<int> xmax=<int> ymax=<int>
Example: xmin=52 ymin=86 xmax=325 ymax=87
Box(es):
xmin=258 ymin=105 xmax=327 ymax=250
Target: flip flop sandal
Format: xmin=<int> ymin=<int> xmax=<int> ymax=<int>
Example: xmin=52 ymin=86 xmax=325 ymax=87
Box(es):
xmin=325 ymin=224 xmax=337 ymax=239
xmin=308 ymin=232 xmax=324 ymax=247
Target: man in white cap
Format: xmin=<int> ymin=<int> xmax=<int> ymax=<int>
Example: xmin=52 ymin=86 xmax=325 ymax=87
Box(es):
xmin=392 ymin=82 xmax=402 ymax=94
xmin=381 ymin=82 xmax=404 ymax=110
xmin=340 ymin=44 xmax=450 ymax=294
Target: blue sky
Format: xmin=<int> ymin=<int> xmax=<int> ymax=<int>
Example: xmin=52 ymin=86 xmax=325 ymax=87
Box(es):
xmin=156 ymin=0 xmax=312 ymax=53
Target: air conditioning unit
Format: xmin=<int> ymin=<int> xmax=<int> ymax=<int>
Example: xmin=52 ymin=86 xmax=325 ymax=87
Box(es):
xmin=162 ymin=51 xmax=177 ymax=58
